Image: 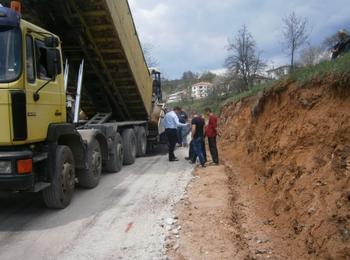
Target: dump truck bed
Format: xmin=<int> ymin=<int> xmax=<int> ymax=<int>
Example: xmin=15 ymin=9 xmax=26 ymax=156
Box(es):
xmin=16 ymin=0 xmax=153 ymax=121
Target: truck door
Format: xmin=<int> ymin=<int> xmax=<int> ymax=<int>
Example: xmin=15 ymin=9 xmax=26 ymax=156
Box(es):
xmin=25 ymin=34 xmax=65 ymax=143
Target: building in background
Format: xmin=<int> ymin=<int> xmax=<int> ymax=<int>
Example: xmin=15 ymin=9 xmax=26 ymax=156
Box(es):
xmin=191 ymin=82 xmax=212 ymax=100
xmin=266 ymin=65 xmax=291 ymax=80
xmin=167 ymin=90 xmax=187 ymax=103
xmin=253 ymin=74 xmax=270 ymax=85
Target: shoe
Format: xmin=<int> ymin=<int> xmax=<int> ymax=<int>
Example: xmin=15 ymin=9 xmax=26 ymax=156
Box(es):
xmin=209 ymin=162 xmax=219 ymax=166
xmin=169 ymin=158 xmax=179 ymax=162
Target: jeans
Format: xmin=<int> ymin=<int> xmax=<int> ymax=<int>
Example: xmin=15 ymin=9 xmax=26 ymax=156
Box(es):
xmin=191 ymin=137 xmax=205 ymax=165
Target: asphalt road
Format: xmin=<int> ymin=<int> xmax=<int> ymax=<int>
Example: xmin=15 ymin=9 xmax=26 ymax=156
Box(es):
xmin=0 ymin=146 xmax=193 ymax=260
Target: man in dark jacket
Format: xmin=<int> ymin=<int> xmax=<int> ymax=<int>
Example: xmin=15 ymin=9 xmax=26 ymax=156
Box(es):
xmin=177 ymin=109 xmax=189 ymax=147
xmin=332 ymin=29 xmax=350 ymax=60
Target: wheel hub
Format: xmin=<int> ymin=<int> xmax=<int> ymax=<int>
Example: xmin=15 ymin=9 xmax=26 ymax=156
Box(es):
xmin=61 ymin=162 xmax=74 ymax=194
xmin=92 ymin=149 xmax=102 ymax=177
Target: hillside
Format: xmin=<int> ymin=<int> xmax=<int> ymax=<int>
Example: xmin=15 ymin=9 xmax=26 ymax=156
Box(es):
xmin=219 ymin=59 xmax=350 ymax=258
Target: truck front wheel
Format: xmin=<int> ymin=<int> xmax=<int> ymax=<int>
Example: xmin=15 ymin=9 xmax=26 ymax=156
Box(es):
xmin=122 ymin=129 xmax=136 ymax=165
xmin=42 ymin=145 xmax=75 ymax=209
xmin=77 ymin=138 xmax=102 ymax=188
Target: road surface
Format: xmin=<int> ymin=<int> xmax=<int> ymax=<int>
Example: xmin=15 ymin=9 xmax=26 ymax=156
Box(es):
xmin=0 ymin=147 xmax=193 ymax=260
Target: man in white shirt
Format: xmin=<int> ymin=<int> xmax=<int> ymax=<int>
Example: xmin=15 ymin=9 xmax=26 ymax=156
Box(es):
xmin=163 ymin=106 xmax=188 ymax=161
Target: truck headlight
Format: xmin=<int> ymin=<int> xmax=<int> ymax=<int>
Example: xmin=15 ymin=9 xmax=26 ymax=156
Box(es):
xmin=0 ymin=161 xmax=12 ymax=174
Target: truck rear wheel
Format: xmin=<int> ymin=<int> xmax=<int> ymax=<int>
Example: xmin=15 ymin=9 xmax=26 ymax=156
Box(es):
xmin=136 ymin=127 xmax=147 ymax=157
xmin=77 ymin=138 xmax=102 ymax=188
xmin=122 ymin=128 xmax=136 ymax=165
xmin=42 ymin=145 xmax=75 ymax=209
xmin=105 ymin=133 xmax=123 ymax=173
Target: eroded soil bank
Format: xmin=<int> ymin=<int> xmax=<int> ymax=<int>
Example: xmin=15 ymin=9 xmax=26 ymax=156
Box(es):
xmin=219 ymin=75 xmax=350 ymax=259
xmin=167 ymin=75 xmax=350 ymax=260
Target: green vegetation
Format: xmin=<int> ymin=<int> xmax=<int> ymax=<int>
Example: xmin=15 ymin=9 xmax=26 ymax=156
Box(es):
xmin=169 ymin=53 xmax=350 ymax=114
xmin=169 ymin=98 xmax=222 ymax=115
xmin=221 ymin=81 xmax=275 ymax=105
xmin=287 ymin=52 xmax=350 ymax=84
xmin=170 ymin=81 xmax=274 ymax=114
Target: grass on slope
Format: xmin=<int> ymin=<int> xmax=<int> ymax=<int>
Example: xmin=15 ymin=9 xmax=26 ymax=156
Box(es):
xmin=288 ymin=52 xmax=350 ymax=84
xmin=223 ymin=52 xmax=350 ymax=105
xmin=169 ymin=53 xmax=350 ymax=114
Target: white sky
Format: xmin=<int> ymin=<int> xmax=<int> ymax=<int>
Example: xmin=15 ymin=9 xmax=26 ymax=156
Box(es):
xmin=129 ymin=0 xmax=350 ymax=79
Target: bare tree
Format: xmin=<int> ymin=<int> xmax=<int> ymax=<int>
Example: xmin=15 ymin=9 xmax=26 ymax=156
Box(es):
xmin=142 ymin=43 xmax=159 ymax=68
xmin=300 ymin=43 xmax=323 ymax=66
xmin=322 ymin=33 xmax=339 ymax=51
xmin=225 ymin=25 xmax=265 ymax=91
xmin=281 ymin=12 xmax=309 ymax=69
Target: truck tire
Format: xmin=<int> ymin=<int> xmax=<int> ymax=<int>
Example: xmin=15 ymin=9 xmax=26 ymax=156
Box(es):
xmin=77 ymin=138 xmax=102 ymax=188
xmin=136 ymin=127 xmax=147 ymax=157
xmin=122 ymin=128 xmax=136 ymax=165
xmin=42 ymin=145 xmax=75 ymax=209
xmin=105 ymin=133 xmax=123 ymax=173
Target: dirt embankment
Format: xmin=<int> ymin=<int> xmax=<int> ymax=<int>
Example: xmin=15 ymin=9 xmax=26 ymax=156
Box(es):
xmin=219 ymin=75 xmax=350 ymax=259
xmin=166 ymin=166 xmax=242 ymax=260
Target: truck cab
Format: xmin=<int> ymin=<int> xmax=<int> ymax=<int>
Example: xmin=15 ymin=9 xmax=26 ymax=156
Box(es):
xmin=0 ymin=7 xmax=66 ymax=146
xmin=0 ymin=5 xmax=86 ymax=204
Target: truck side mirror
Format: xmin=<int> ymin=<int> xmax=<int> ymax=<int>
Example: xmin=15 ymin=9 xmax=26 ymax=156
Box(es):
xmin=46 ymin=48 xmax=58 ymax=79
xmin=33 ymin=48 xmax=61 ymax=101
xmin=44 ymin=36 xmax=59 ymax=48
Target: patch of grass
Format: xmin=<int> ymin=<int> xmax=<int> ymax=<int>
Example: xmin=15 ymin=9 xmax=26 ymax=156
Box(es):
xmin=169 ymin=53 xmax=350 ymax=114
xmin=287 ymin=52 xmax=350 ymax=84
xmin=221 ymin=53 xmax=350 ymax=106
xmin=221 ymin=81 xmax=275 ymax=106
xmin=170 ymin=82 xmax=276 ymax=114
xmin=170 ymin=97 xmax=224 ymax=115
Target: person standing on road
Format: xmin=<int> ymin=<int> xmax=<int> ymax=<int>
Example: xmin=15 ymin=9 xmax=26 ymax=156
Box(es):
xmin=185 ymin=111 xmax=198 ymax=161
xmin=178 ymin=109 xmax=189 ymax=147
xmin=176 ymin=110 xmax=183 ymax=146
xmin=200 ymin=113 xmax=207 ymax=163
xmin=205 ymin=107 xmax=219 ymax=165
xmin=191 ymin=112 xmax=206 ymax=167
xmin=163 ymin=107 xmax=188 ymax=161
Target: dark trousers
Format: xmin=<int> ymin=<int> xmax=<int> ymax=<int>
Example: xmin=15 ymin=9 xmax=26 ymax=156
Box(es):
xmin=191 ymin=137 xmax=205 ymax=165
xmin=177 ymin=127 xmax=182 ymax=145
xmin=201 ymin=139 xmax=207 ymax=162
xmin=165 ymin=128 xmax=178 ymax=160
xmin=208 ymin=136 xmax=219 ymax=164
xmin=189 ymin=140 xmax=194 ymax=160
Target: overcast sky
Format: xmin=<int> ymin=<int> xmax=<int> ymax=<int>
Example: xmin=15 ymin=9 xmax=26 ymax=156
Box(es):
xmin=129 ymin=0 xmax=350 ymax=79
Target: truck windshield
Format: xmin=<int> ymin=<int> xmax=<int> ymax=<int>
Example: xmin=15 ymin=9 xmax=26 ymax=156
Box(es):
xmin=0 ymin=27 xmax=21 ymax=83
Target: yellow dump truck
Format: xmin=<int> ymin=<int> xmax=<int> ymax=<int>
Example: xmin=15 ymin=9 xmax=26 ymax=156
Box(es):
xmin=0 ymin=0 xmax=164 ymax=208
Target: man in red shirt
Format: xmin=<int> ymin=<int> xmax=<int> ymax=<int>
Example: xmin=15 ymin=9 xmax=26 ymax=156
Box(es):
xmin=205 ymin=108 xmax=219 ymax=165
